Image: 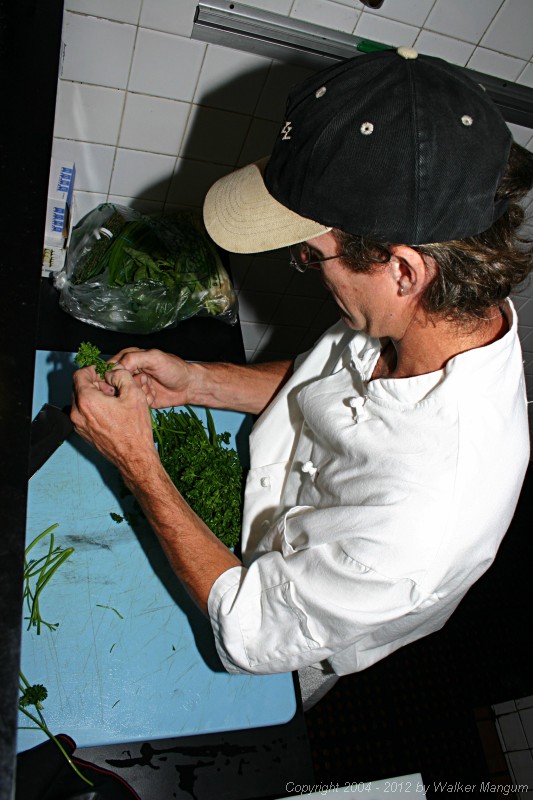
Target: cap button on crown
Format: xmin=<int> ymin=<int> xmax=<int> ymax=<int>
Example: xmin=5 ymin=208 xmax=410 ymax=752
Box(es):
xmin=397 ymin=46 xmax=418 ymax=60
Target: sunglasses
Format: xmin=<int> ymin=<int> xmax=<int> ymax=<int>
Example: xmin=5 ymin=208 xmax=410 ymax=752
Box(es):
xmin=288 ymin=242 xmax=342 ymax=273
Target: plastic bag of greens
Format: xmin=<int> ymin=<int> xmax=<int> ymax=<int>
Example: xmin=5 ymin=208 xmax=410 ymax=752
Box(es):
xmin=54 ymin=204 xmax=238 ymax=333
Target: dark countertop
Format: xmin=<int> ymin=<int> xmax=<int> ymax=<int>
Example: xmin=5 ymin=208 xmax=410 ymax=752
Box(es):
xmin=77 ymin=682 xmax=313 ymax=800
xmin=36 ymin=274 xmax=247 ymax=363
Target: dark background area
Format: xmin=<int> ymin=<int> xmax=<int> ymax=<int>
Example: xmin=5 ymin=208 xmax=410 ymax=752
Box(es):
xmin=0 ymin=3 xmax=65 ymax=799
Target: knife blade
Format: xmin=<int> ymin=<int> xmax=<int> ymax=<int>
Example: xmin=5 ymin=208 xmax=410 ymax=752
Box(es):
xmin=28 ymin=403 xmax=74 ymax=478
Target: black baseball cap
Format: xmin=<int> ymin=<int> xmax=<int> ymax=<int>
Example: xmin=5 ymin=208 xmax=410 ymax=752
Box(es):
xmin=204 ymin=46 xmax=512 ymax=252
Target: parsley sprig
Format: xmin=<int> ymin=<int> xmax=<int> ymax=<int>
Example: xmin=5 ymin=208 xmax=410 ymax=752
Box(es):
xmin=74 ymin=342 xmax=114 ymax=379
xmin=18 ymin=671 xmax=93 ymax=786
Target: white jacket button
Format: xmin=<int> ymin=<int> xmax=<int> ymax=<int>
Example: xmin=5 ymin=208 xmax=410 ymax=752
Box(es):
xmin=349 ymin=397 xmax=365 ymax=409
xmin=302 ymin=460 xmax=318 ymax=478
xmin=260 ymin=476 xmax=271 ymax=488
xmin=349 ymin=396 xmax=366 ymax=422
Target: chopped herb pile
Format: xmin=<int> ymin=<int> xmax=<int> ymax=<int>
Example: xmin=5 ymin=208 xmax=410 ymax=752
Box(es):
xmin=152 ymin=406 xmax=243 ymax=549
xmin=74 ymin=342 xmax=114 ymax=379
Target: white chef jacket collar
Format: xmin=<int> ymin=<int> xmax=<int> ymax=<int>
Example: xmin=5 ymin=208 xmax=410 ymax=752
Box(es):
xmin=347 ymin=299 xmax=516 ymax=389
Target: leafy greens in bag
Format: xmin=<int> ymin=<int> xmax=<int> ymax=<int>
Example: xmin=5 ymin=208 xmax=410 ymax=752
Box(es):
xmin=55 ymin=204 xmax=237 ymax=334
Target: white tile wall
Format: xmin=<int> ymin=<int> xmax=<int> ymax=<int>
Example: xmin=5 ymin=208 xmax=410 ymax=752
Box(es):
xmin=128 ymin=29 xmax=206 ymax=101
xmin=291 ymin=0 xmax=360 ymax=33
xmin=425 ymin=0 xmax=503 ymax=44
xmin=64 ymin=0 xmax=142 ymax=25
xmin=493 ymin=696 xmax=533 ymax=796
xmin=414 ymin=30 xmax=475 ymax=64
xmin=52 ymin=139 xmax=116 ymax=193
xmin=508 ymin=123 xmax=533 ymax=147
xmin=181 ymin=106 xmax=252 ymax=165
xmin=54 ymin=83 xmax=125 ymax=145
xmin=354 ymin=13 xmax=419 ymax=48
xmin=71 ymin=191 xmax=109 ymax=224
xmin=466 ymin=48 xmax=527 ymax=80
xmin=480 ymin=0 xmax=533 ymax=62
xmin=254 ymin=62 xmax=315 ymax=121
xmin=167 ymin=159 xmax=232 ymax=209
xmin=138 ymin=0 xmax=197 ymax=37
xmin=109 ymin=148 xmax=176 ymax=200
xmin=52 ymin=0 xmax=533 ymax=439
xmin=118 ymin=93 xmax=190 ymax=155
xmin=238 ymin=0 xmax=294 ymax=14
xmin=361 ymin=0 xmax=435 ymax=28
xmin=61 ymin=13 xmax=137 ymax=88
xmin=193 ymin=44 xmax=273 ymax=115
xmin=519 ymin=64 xmax=533 ymax=88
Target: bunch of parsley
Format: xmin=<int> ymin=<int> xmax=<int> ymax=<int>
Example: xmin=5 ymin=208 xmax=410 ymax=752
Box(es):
xmin=152 ymin=406 xmax=243 ymax=550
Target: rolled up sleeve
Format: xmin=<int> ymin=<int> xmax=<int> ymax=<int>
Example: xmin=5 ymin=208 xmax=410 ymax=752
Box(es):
xmin=207 ymin=556 xmax=327 ymax=675
xmin=207 ymin=508 xmax=432 ymax=675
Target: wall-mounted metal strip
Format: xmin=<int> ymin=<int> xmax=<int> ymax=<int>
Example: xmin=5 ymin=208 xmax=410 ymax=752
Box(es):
xmin=192 ymin=0 xmax=533 ymax=129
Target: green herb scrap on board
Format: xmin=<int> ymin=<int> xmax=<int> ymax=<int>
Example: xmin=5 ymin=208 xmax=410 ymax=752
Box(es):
xmin=19 ymin=525 xmax=94 ymax=787
xmin=23 ymin=523 xmax=74 ymax=633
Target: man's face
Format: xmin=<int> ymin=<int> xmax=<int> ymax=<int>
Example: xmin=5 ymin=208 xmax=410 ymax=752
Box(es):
xmin=303 ymin=232 xmax=400 ymax=338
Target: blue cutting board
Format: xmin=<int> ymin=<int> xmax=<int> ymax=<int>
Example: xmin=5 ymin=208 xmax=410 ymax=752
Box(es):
xmin=17 ymin=350 xmax=295 ymax=752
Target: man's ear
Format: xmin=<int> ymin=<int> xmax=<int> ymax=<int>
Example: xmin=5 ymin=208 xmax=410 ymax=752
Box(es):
xmin=388 ymin=245 xmax=433 ymax=297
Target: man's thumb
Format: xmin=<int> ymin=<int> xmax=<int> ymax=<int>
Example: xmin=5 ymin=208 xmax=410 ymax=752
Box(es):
xmin=105 ymin=363 xmax=133 ymax=394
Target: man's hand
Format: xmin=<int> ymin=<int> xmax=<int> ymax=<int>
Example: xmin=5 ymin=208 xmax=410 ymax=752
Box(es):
xmin=71 ymin=361 xmax=242 ymax=615
xmin=110 ymin=348 xmax=194 ymax=409
xmin=71 ymin=364 xmax=157 ymax=473
xmin=109 ymin=347 xmax=294 ymax=416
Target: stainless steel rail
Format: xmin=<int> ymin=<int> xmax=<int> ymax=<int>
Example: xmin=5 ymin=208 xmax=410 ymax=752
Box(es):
xmin=192 ymin=1 xmax=533 ymax=129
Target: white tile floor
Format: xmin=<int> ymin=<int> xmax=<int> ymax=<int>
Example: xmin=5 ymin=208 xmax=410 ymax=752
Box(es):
xmin=493 ymin=695 xmax=533 ymax=796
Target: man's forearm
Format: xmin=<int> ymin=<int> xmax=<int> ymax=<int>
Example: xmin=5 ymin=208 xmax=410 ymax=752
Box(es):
xmin=121 ymin=449 xmax=242 ymax=614
xmin=186 ymin=359 xmax=293 ymax=415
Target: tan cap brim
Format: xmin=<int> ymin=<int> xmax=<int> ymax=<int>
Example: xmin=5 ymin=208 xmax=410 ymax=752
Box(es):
xmin=203 ymin=157 xmax=331 ymax=254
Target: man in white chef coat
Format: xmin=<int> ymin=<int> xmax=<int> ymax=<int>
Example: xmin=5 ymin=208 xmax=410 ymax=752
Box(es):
xmin=72 ymin=47 xmax=533 ymax=709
